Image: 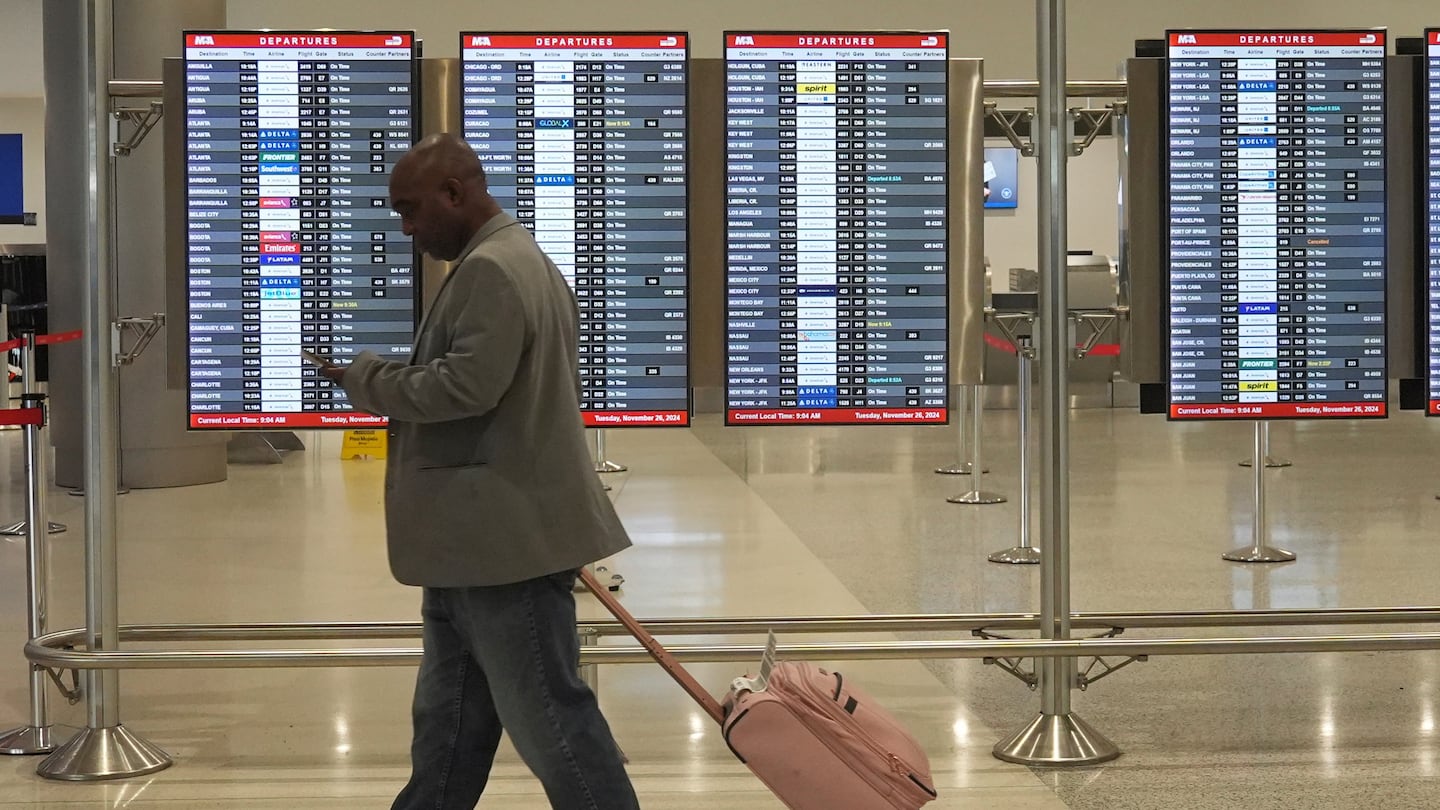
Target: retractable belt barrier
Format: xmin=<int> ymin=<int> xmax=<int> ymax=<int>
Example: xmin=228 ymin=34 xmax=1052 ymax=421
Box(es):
xmin=0 ymin=328 xmax=81 ymax=756
xmin=983 ymin=332 xmax=1121 ymax=357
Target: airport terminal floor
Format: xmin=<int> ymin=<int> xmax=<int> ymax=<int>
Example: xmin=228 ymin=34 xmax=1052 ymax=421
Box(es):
xmin=4 ymin=408 xmax=1440 ymax=808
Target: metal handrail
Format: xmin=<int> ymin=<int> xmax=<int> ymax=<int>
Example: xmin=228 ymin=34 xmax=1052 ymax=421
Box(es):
xmin=30 ymin=627 xmax=1440 ymax=670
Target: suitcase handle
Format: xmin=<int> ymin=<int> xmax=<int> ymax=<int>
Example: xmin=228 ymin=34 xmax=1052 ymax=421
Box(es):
xmin=579 ymin=567 xmax=727 ymax=724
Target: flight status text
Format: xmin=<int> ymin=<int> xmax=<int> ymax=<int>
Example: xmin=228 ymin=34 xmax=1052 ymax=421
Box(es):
xmin=724 ymin=32 xmax=949 ymax=425
xmin=184 ymin=32 xmax=417 ymax=429
xmin=1425 ymin=30 xmax=1440 ymax=415
xmin=461 ymin=33 xmax=690 ymax=427
xmin=1166 ymin=30 xmax=1387 ymax=420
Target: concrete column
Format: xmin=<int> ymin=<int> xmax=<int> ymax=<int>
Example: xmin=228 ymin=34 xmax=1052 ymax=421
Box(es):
xmin=50 ymin=0 xmax=228 ymax=488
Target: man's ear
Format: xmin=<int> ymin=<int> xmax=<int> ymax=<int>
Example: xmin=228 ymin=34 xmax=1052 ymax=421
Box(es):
xmin=443 ymin=177 xmax=465 ymax=206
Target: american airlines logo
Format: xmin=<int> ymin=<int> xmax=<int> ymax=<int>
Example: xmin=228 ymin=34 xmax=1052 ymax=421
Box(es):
xmin=470 ymin=36 xmax=491 ymax=46
xmin=1177 ymin=34 xmax=1197 ymax=44
xmin=195 ymin=35 xmax=215 ymax=45
xmin=735 ymin=35 xmax=755 ymax=45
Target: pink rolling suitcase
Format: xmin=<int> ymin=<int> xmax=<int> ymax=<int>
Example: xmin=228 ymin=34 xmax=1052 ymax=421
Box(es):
xmin=580 ymin=569 xmax=937 ymax=810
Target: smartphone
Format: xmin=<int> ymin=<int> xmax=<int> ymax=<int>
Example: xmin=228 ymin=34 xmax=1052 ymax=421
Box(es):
xmin=300 ymin=348 xmax=329 ymax=367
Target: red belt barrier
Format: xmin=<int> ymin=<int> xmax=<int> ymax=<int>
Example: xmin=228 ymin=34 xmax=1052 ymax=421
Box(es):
xmin=984 ymin=332 xmax=1121 ymax=357
xmin=0 ymin=408 xmax=43 ymax=427
xmin=0 ymin=329 xmax=84 ymax=353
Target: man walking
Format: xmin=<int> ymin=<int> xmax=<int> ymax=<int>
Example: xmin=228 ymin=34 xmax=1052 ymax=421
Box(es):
xmin=319 ymin=133 xmax=640 ymax=809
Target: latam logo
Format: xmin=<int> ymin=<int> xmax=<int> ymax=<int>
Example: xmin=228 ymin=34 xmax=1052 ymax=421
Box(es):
xmin=735 ymin=35 xmax=755 ymax=45
xmin=1177 ymin=34 xmax=1197 ymax=44
xmin=470 ymin=36 xmax=491 ymax=46
xmin=194 ymin=35 xmax=215 ymax=45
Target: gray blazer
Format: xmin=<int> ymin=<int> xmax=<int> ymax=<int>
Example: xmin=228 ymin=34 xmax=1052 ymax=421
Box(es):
xmin=341 ymin=213 xmax=632 ymax=587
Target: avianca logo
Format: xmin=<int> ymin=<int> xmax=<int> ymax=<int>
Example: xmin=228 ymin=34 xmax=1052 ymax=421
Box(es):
xmin=470 ymin=36 xmax=491 ymax=46
xmin=1177 ymin=34 xmax=1197 ymax=44
xmin=735 ymin=35 xmax=755 ymax=45
xmin=195 ymin=35 xmax=215 ymax=45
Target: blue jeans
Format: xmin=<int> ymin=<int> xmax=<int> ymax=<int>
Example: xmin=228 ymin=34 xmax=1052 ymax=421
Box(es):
xmin=391 ymin=570 xmax=640 ymax=810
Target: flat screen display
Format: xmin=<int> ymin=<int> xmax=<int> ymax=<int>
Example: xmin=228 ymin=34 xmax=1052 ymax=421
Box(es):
xmin=461 ymin=32 xmax=691 ymax=427
xmin=983 ymin=146 xmax=1018 ymax=209
xmin=1425 ymin=30 xmax=1440 ymax=414
xmin=1164 ymin=30 xmax=1387 ymax=420
xmin=723 ymin=32 xmax=949 ymax=425
xmin=183 ymin=31 xmax=418 ymax=429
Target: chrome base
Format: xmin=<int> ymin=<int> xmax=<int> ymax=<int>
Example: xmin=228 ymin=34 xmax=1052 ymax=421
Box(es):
xmin=594 ymin=460 xmax=627 ymax=474
xmin=0 ymin=724 xmax=55 ymax=755
xmin=0 ymin=520 xmax=66 ymax=536
xmin=66 ymin=487 xmax=131 ymax=497
xmin=1239 ymin=456 xmax=1292 ymax=469
xmin=1223 ymin=545 xmax=1296 ymax=564
xmin=948 ymin=491 xmax=1007 ymax=505
xmin=989 ymin=546 xmax=1043 ymax=565
xmin=36 ymin=725 xmax=172 ymax=781
xmin=934 ymin=463 xmax=988 ymax=475
xmin=993 ymin=712 xmax=1120 ymax=766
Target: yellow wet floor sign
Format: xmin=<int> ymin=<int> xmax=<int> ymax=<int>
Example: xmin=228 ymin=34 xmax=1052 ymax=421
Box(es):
xmin=340 ymin=429 xmax=387 ymax=460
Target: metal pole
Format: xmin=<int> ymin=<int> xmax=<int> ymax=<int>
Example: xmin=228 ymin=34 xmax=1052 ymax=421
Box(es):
xmin=0 ymin=334 xmax=56 ymax=755
xmin=593 ymin=428 xmax=627 ymax=474
xmin=0 ymin=338 xmax=67 ymax=538
xmin=579 ymin=628 xmax=600 ymax=694
xmin=948 ymin=385 xmax=1005 ymax=504
xmin=994 ymin=0 xmax=1117 ymax=766
xmin=1224 ymin=422 xmax=1296 ymax=563
xmin=936 ymin=385 xmax=983 ymax=474
xmin=1238 ymin=419 xmax=1292 ymax=468
xmin=990 ymin=336 xmax=1040 ymax=563
xmin=37 ymin=0 xmax=170 ymax=780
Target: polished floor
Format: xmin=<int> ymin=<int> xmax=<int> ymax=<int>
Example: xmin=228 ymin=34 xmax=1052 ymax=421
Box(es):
xmin=1 ymin=407 xmax=1440 ymax=808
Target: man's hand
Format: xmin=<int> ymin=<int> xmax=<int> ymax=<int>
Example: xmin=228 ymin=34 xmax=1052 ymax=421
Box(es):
xmin=319 ymin=362 xmax=347 ymax=384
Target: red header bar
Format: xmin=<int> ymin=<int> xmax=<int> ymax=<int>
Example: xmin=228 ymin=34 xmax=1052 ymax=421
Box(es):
xmin=583 ymin=410 xmax=689 ymax=427
xmin=1429 ymin=399 xmax=1440 ymax=416
xmin=1430 ymin=31 xmax=1440 ymax=46
xmin=727 ymin=33 xmax=946 ymax=49
xmin=727 ymin=408 xmax=946 ymax=425
xmin=186 ymin=33 xmax=412 ymax=48
xmin=191 ymin=411 xmax=389 ymax=430
xmin=1170 ymin=402 xmax=1386 ymax=419
xmin=464 ymin=34 xmax=686 ymax=49
xmin=1168 ymin=32 xmax=1384 ymax=47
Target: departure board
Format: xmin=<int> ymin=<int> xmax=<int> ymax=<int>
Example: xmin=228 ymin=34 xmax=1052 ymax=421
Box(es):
xmin=1165 ymin=30 xmax=1387 ymax=420
xmin=724 ymin=32 xmax=949 ymax=426
xmin=183 ymin=31 xmax=417 ymax=429
xmin=461 ymin=33 xmax=690 ymax=427
xmin=1426 ymin=30 xmax=1440 ymax=415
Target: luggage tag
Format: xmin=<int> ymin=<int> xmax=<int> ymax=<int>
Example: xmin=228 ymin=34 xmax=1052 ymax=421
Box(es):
xmin=731 ymin=630 xmax=779 ymax=695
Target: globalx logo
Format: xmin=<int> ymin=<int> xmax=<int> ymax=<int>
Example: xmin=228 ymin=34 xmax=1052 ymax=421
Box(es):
xmin=1177 ymin=34 xmax=1197 ymax=44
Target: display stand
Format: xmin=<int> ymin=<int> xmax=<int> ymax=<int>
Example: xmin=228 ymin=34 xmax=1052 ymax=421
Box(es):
xmin=935 ymin=385 xmax=986 ymax=475
xmin=226 ymin=431 xmax=306 ymax=465
xmin=1237 ymin=421 xmax=1291 ymax=468
xmin=988 ymin=330 xmax=1041 ymax=564
xmin=1222 ymin=421 xmax=1295 ymax=564
xmin=0 ymin=334 xmax=57 ymax=755
xmin=592 ymin=429 xmax=626 ymax=474
xmin=947 ymin=384 xmax=1006 ymax=505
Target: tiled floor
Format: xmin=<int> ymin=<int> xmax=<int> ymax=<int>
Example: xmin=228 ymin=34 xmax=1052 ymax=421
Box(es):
xmin=1 ymin=407 xmax=1440 ymax=807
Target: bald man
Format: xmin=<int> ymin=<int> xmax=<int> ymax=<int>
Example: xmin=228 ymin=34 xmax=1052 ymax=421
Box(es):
xmin=320 ymin=134 xmax=639 ymax=809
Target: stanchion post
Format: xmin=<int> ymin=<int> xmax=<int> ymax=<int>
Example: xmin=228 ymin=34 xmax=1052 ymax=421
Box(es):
xmin=936 ymin=384 xmax=984 ymax=474
xmin=989 ymin=335 xmax=1041 ymax=564
xmin=0 ymin=333 xmax=56 ymax=755
xmin=579 ymin=628 xmax=600 ymax=695
xmin=947 ymin=385 xmax=1006 ymax=505
xmin=1224 ymin=421 xmax=1296 ymax=564
xmin=593 ymin=428 xmax=627 ymax=474
xmin=993 ymin=0 xmax=1118 ymax=765
xmin=0 ymin=333 xmax=66 ymax=537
